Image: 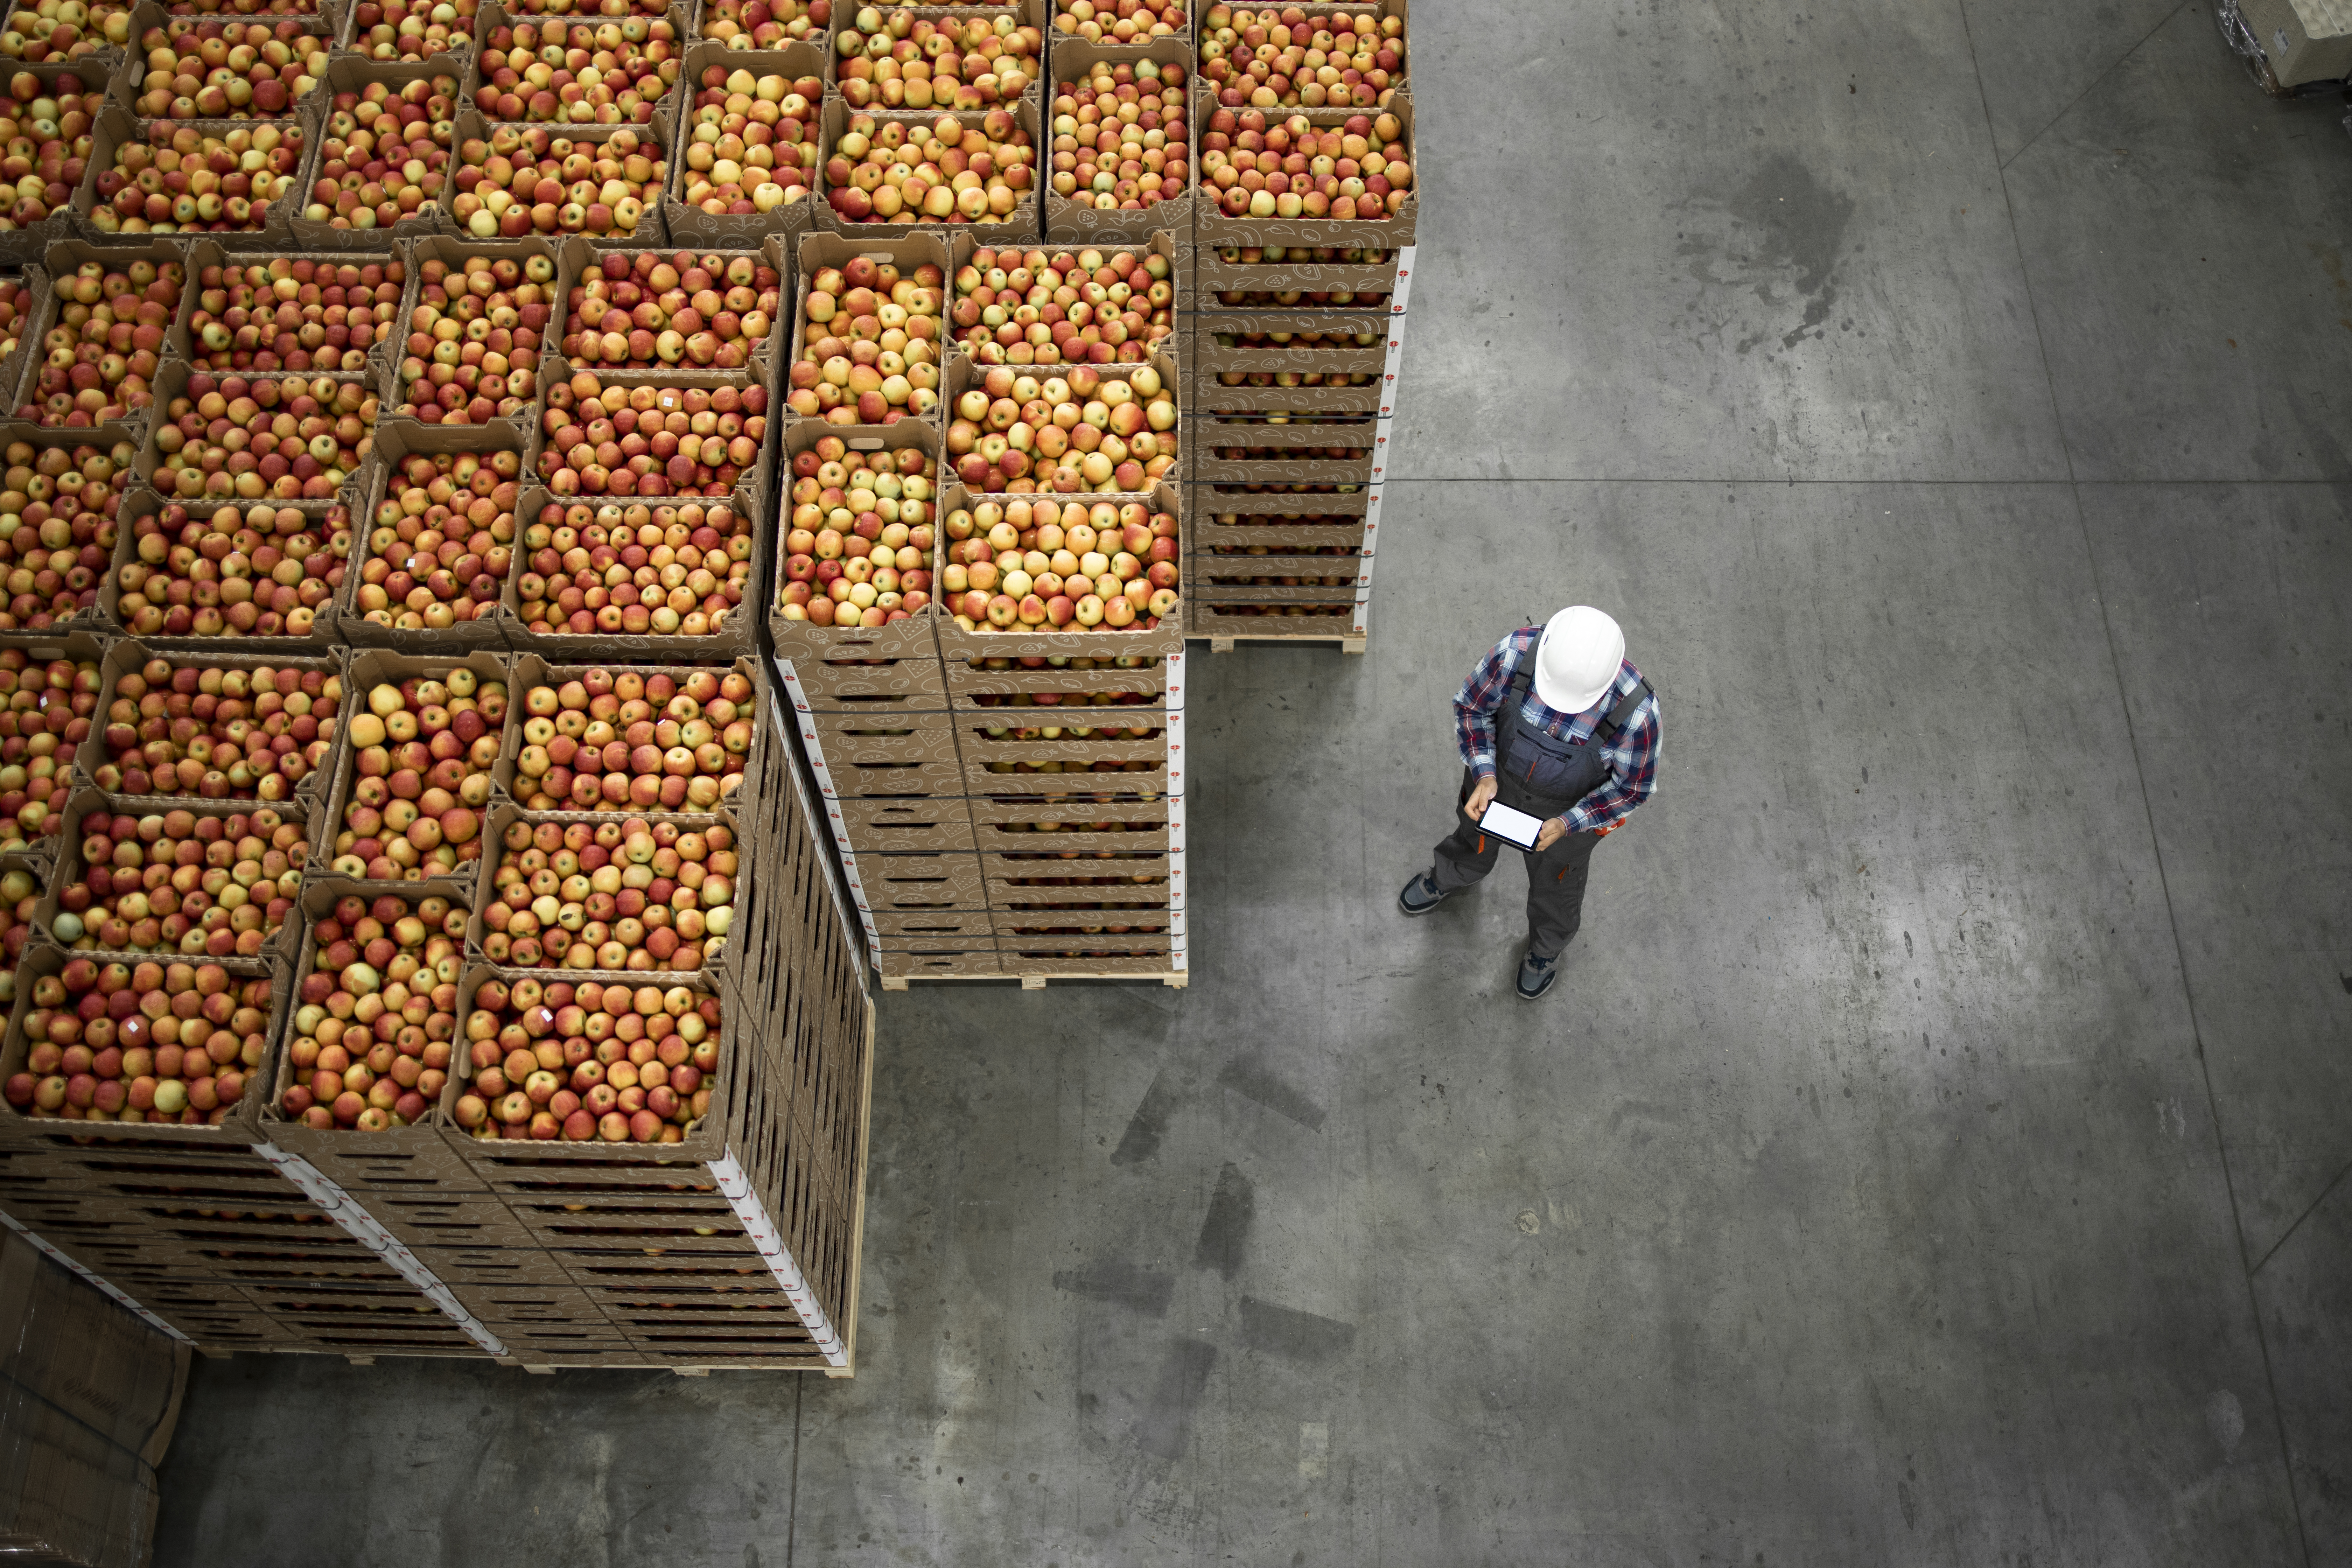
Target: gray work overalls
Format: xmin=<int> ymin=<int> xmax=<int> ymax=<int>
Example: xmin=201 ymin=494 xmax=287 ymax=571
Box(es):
xmin=1429 ymin=656 xmax=1649 ymax=958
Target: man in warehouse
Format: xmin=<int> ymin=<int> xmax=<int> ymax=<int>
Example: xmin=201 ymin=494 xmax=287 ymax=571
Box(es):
xmin=1398 ymin=606 xmax=1661 ymax=1000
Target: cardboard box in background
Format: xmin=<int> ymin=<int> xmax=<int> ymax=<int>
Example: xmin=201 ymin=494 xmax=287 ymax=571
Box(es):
xmin=0 ymin=1226 xmax=190 ymax=1568
xmin=2232 ymin=0 xmax=2352 ymax=85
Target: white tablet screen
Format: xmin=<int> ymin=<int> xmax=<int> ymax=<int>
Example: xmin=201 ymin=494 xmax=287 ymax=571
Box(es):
xmin=1479 ymin=800 xmax=1546 ymax=850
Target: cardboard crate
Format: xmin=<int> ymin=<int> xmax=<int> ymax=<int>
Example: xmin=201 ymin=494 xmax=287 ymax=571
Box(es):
xmin=938 ymin=350 xmax=1178 ymax=490
xmin=97 ymin=482 xmax=356 ymax=656
xmin=70 ymin=637 xmax=347 ymax=815
xmin=772 ymin=650 xmax=948 ymax=706
xmin=312 ymin=645 xmax=514 ymax=890
xmin=1183 ymin=371 xmax=1382 ymax=415
xmin=0 ymin=59 xmax=115 ymax=264
xmin=814 ymin=96 xmax=1042 ymax=239
xmin=859 ymin=849 xmax=988 ymax=907
xmin=1188 ymin=595 xmax=1364 ymax=643
xmin=1191 ymin=93 xmax=1415 ymax=248
xmin=1186 ymin=242 xmax=1416 ymax=314
xmin=286 ymin=54 xmax=467 ymax=249
xmin=335 ymin=420 xmax=523 ymax=651
xmin=782 ymin=228 xmax=964 ymax=429
xmin=6 ymin=238 xmax=200 ymax=418
xmin=1043 ymin=40 xmax=1195 ymax=244
xmin=1187 ymin=308 xmax=1387 ymax=381
xmin=663 ymin=41 xmax=830 ymax=247
xmin=1192 ymin=558 xmax=1370 ymax=599
xmin=944 ymin=651 xmax=1170 ymax=708
xmin=2230 ymin=0 xmax=2352 ymax=87
xmin=492 ymin=651 xmax=765 ymax=814
xmin=774 ymin=417 xmax=941 ymax=636
xmin=28 ymin=791 xmax=311 ymax=962
xmin=382 ymin=233 xmax=561 ymax=435
xmin=827 ymin=0 xmax=1048 ymax=116
xmin=874 ymin=944 xmax=1000 ymax=980
xmin=132 ymin=358 xmax=379 ymax=512
xmin=1193 ymin=0 xmax=1409 ymax=107
xmin=931 ymin=479 xmax=1184 ymax=661
xmin=829 ymin=798 xmax=978 ymax=855
xmin=540 ymin=231 xmax=792 ymax=400
xmin=74 ymin=108 xmax=304 ymax=248
xmin=502 ymin=485 xmax=764 ymax=663
xmin=438 ymin=93 xmax=679 ymax=245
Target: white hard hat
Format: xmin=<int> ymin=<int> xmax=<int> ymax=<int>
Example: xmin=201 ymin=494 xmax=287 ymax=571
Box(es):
xmin=1533 ymin=606 xmax=1624 ymax=714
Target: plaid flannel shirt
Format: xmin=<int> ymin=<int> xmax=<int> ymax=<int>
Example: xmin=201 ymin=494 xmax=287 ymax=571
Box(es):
xmin=1454 ymin=626 xmax=1661 ymax=834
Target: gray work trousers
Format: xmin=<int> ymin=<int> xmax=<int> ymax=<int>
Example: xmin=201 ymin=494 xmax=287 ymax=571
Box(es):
xmin=1429 ymin=768 xmax=1602 ymax=959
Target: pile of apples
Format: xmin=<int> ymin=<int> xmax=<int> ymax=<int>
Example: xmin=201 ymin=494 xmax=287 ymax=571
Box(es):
xmin=393 ymin=251 xmax=542 ymax=425
xmin=149 ymin=372 xmax=376 ymax=502
xmin=939 ymin=495 xmax=1176 ymax=631
xmin=112 ymin=499 xmax=348 ymax=640
xmin=1050 ymin=58 xmax=1186 ymax=212
xmin=835 ymin=7 xmax=1041 ymax=109
xmin=952 ymin=245 xmax=1174 ymax=366
xmin=1197 ymin=5 xmax=1402 ymax=108
xmin=775 ymin=441 xmax=933 ymax=628
xmin=477 ymin=816 xmax=737 ymax=972
xmin=1054 ymin=0 xmax=1184 ymax=41
xmin=946 ymin=363 xmax=1177 ymax=494
xmin=2 ymin=957 xmax=274 ymax=1123
xmin=304 ymin=75 xmax=458 ymax=233
xmin=91 ymin=658 xmax=341 ymax=803
xmin=699 ymin=0 xmax=825 ymax=47
xmin=326 ymin=669 xmax=506 ymax=884
xmin=786 ymin=253 xmax=944 ymax=425
xmin=559 ymin=249 xmax=782 ymax=371
xmin=0 ymin=863 xmax=36 ymax=1005
xmin=0 ymin=279 xmax=21 ymax=378
xmin=351 ymin=450 xmax=520 ymax=631
xmin=471 ymin=15 xmax=681 ymax=125
xmin=0 ymin=83 xmax=97 ymax=231
xmin=1200 ymin=107 xmax=1410 ymax=220
xmin=0 ymin=650 xmax=98 ymax=853
xmin=510 ymin=666 xmax=755 ymax=814
xmin=513 ymin=498 xmax=751 ymax=638
xmin=132 ymin=20 xmax=328 ymax=118
xmin=0 ymin=440 xmax=126 ymax=631
xmin=449 ymin=124 xmax=664 ymax=238
xmin=454 ymin=975 xmax=721 ymax=1143
xmin=678 ymin=65 xmax=822 ymax=219
xmin=534 ymin=373 xmax=768 ymax=498
xmin=823 ymin=109 xmax=1034 ymax=225
xmin=345 ymin=0 xmax=476 ymax=58
xmin=90 ymin=121 xmax=304 ymax=235
xmin=187 ymin=255 xmax=402 ymax=376
xmin=48 ymin=806 xmax=309 ymax=957
xmin=278 ymin=890 xmax=463 ymax=1129
xmin=15 ymin=256 xmax=183 ymax=429
xmin=0 ymin=1 xmax=132 ymax=60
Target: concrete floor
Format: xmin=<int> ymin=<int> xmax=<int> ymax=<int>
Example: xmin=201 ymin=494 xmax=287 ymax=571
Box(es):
xmin=154 ymin=4 xmax=2352 ymax=1564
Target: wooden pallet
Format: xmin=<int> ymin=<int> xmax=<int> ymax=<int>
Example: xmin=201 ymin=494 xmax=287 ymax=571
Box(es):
xmin=1201 ymin=634 xmax=1365 ymax=654
xmin=880 ymin=970 xmax=1188 ymax=991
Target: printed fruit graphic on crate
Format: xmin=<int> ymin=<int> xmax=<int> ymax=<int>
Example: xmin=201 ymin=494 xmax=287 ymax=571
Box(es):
xmin=3 ymin=956 xmax=275 ymax=1122
xmin=824 ymin=108 xmax=1034 ymax=225
xmin=0 ymin=2 xmax=132 ymax=60
xmin=450 ymin=124 xmax=664 ymax=238
xmin=946 ymin=362 xmax=1176 ymax=493
xmin=112 ymin=498 xmax=349 ymax=639
xmin=477 ymin=815 xmax=736 ymax=970
xmin=393 ymin=250 xmax=541 ymax=423
xmin=785 ymin=252 xmax=942 ymax=425
xmin=952 ymin=244 xmax=1174 ymax=367
xmin=834 ymin=5 xmax=1041 ymax=110
xmin=150 ymin=372 xmax=377 ymax=500
xmin=1049 ymin=58 xmax=1185 ymax=213
xmin=0 ymin=440 xmax=126 ymax=631
xmin=353 ymin=448 xmax=520 ymax=631
xmin=325 ymin=667 xmax=507 ymax=883
xmin=699 ymin=0 xmax=824 ymax=48
xmin=89 ymin=657 xmax=340 ymax=802
xmin=535 ymin=373 xmax=768 ymax=497
xmin=471 ymin=14 xmax=680 ymax=126
xmin=187 ymin=255 xmax=402 ymax=374
xmin=279 ymin=891 xmax=463 ymax=1129
xmin=0 ymin=80 xmax=96 ymax=229
xmin=346 ymin=0 xmax=476 ymax=58
xmin=940 ymin=493 xmax=1176 ymax=631
xmin=510 ymin=665 xmax=754 ymax=812
xmin=677 ymin=64 xmax=822 ymax=219
xmin=516 ymin=496 xmax=752 ymax=637
xmin=453 ymin=974 xmax=722 ymax=1143
xmin=303 ymin=74 xmax=459 ymax=233
xmin=775 ymin=438 xmax=932 ymax=627
xmin=16 ymin=255 xmax=183 ymax=429
xmin=1200 ymin=106 xmax=1409 ymax=220
xmin=0 ymin=649 xmax=98 ymax=852
xmin=1198 ymin=4 xmax=1402 ymax=108
xmin=559 ymin=249 xmax=782 ymax=371
xmin=48 ymin=805 xmax=309 ymax=957
xmin=89 ymin=121 xmax=305 ymax=235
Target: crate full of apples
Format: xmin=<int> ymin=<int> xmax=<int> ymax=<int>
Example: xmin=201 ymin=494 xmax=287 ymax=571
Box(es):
xmin=141 ymin=364 xmax=379 ymax=504
xmin=783 ymin=228 xmax=956 ymax=429
xmin=933 ymin=481 xmax=1182 ymax=650
xmin=76 ymin=640 xmax=344 ymax=810
xmin=664 ymin=44 xmax=827 ymax=244
xmin=37 ymin=791 xmax=311 ymax=959
xmin=317 ymin=650 xmax=507 ymax=888
xmin=818 ymin=98 xmax=1039 ymax=232
xmin=941 ymin=355 xmax=1179 ymax=495
xmin=949 ymin=237 xmax=1178 ymax=368
xmin=1044 ymin=40 xmax=1190 ymax=244
xmin=551 ymin=238 xmax=789 ymax=381
xmin=1193 ymin=103 xmax=1414 ymax=246
xmin=773 ymin=420 xmax=936 ymax=634
xmin=289 ymin=57 xmax=464 ymax=247
xmin=447 ymin=115 xmax=668 ymax=240
xmin=104 ymin=492 xmax=352 ymax=643
xmin=506 ymin=491 xmax=757 ymax=656
xmin=83 ymin=105 xmax=307 ymax=238
xmin=0 ymin=438 xmax=130 ymax=635
xmin=0 ymin=68 xmax=107 ymax=261
xmin=0 ymin=641 xmax=102 ymax=856
xmin=388 ymin=236 xmax=554 ymax=429
xmin=180 ymin=243 xmax=404 ymax=376
xmin=10 ymin=241 xmax=188 ymax=433
xmin=832 ymin=0 xmax=1044 ymax=111
xmin=496 ymin=654 xmax=760 ymax=815
xmin=1196 ymin=2 xmax=1405 ymax=110
xmin=467 ymin=806 xmax=737 ymax=977
xmin=338 ymin=422 xmax=523 ymax=650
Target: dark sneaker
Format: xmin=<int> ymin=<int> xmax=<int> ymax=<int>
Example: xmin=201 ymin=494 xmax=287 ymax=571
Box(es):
xmin=1516 ymin=950 xmax=1559 ymax=1000
xmin=1398 ymin=873 xmax=1448 ymax=916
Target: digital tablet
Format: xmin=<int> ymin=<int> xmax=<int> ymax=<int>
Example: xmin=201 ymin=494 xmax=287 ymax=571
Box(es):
xmin=1479 ymin=800 xmax=1547 ymax=851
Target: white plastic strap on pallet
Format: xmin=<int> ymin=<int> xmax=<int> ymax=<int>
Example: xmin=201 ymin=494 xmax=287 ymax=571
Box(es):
xmin=1386 ymin=245 xmax=1416 ymax=316
xmin=709 ymin=1151 xmax=848 ymax=1366
xmin=0 ymin=1208 xmax=189 ymax=1341
xmin=253 ymin=1143 xmax=507 ymax=1357
xmin=770 ymin=659 xmax=883 ymax=955
xmin=769 ymin=657 xmax=875 ymax=984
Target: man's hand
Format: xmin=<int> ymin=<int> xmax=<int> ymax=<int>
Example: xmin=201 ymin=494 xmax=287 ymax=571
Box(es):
xmin=1463 ymin=774 xmax=1498 ymax=822
xmin=1535 ymin=816 xmax=1570 ymax=851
